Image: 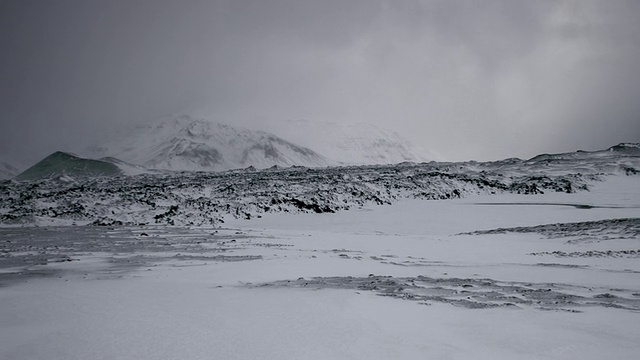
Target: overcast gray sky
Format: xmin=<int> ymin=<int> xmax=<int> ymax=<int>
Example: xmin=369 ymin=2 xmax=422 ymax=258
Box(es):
xmin=1 ymin=0 xmax=639 ymax=164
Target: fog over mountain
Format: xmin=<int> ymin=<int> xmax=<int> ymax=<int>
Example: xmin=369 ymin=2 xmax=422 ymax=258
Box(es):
xmin=261 ymin=119 xmax=439 ymax=165
xmin=85 ymin=115 xmax=333 ymax=172
xmin=1 ymin=1 xmax=639 ymax=164
xmin=0 ymin=160 xmax=20 ymax=180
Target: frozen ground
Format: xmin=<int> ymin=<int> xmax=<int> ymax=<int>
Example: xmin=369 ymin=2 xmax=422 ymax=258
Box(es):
xmin=1 ymin=176 xmax=640 ymax=359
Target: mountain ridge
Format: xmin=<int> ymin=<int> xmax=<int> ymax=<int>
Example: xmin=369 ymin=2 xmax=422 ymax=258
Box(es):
xmin=262 ymin=119 xmax=438 ymax=165
xmin=0 ymin=161 xmax=20 ymax=180
xmin=85 ymin=116 xmax=333 ymax=172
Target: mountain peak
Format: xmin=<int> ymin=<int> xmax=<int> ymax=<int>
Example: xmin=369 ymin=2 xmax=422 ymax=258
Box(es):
xmin=87 ymin=116 xmax=333 ymax=172
xmin=15 ymin=151 xmax=122 ymax=181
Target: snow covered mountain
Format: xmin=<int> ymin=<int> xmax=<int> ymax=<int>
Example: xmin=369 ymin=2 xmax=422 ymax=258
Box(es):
xmin=0 ymin=161 xmax=19 ymax=180
xmin=0 ymin=155 xmax=25 ymax=180
xmin=86 ymin=116 xmax=333 ymax=171
xmin=519 ymin=143 xmax=640 ymax=175
xmin=264 ymin=119 xmax=438 ymax=165
xmin=527 ymin=143 xmax=640 ymax=163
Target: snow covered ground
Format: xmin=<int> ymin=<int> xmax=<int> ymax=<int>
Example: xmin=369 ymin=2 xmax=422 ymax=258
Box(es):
xmin=1 ymin=175 xmax=639 ymax=359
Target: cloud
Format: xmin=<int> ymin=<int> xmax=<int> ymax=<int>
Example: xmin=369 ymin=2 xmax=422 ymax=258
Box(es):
xmin=1 ymin=0 xmax=639 ymax=163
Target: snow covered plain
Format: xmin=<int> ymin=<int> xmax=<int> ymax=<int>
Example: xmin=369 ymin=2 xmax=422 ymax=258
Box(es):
xmin=1 ymin=174 xmax=639 ymax=359
xmin=2 ymin=143 xmax=640 ymax=359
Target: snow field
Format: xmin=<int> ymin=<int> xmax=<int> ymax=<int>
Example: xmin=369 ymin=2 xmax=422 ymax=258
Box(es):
xmin=1 ymin=175 xmax=639 ymax=359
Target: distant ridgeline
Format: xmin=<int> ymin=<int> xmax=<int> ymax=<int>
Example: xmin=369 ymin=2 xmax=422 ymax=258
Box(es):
xmin=1 ymin=143 xmax=639 ymax=226
xmin=14 ymin=152 xmax=122 ymax=181
xmin=9 ymin=142 xmax=640 ymax=181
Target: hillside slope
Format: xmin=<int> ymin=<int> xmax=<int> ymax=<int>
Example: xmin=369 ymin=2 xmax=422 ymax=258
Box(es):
xmin=14 ymin=152 xmax=122 ymax=181
xmin=0 ymin=161 xmax=19 ymax=180
xmin=265 ymin=119 xmax=437 ymax=165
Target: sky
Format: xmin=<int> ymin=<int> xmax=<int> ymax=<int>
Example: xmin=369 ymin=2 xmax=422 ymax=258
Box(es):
xmin=1 ymin=0 xmax=639 ymax=165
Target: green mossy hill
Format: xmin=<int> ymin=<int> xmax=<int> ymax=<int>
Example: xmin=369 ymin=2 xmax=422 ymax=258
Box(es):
xmin=15 ymin=151 xmax=122 ymax=181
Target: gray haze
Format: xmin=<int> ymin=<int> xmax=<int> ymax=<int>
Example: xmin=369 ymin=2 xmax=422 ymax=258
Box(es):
xmin=1 ymin=0 xmax=639 ymax=165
